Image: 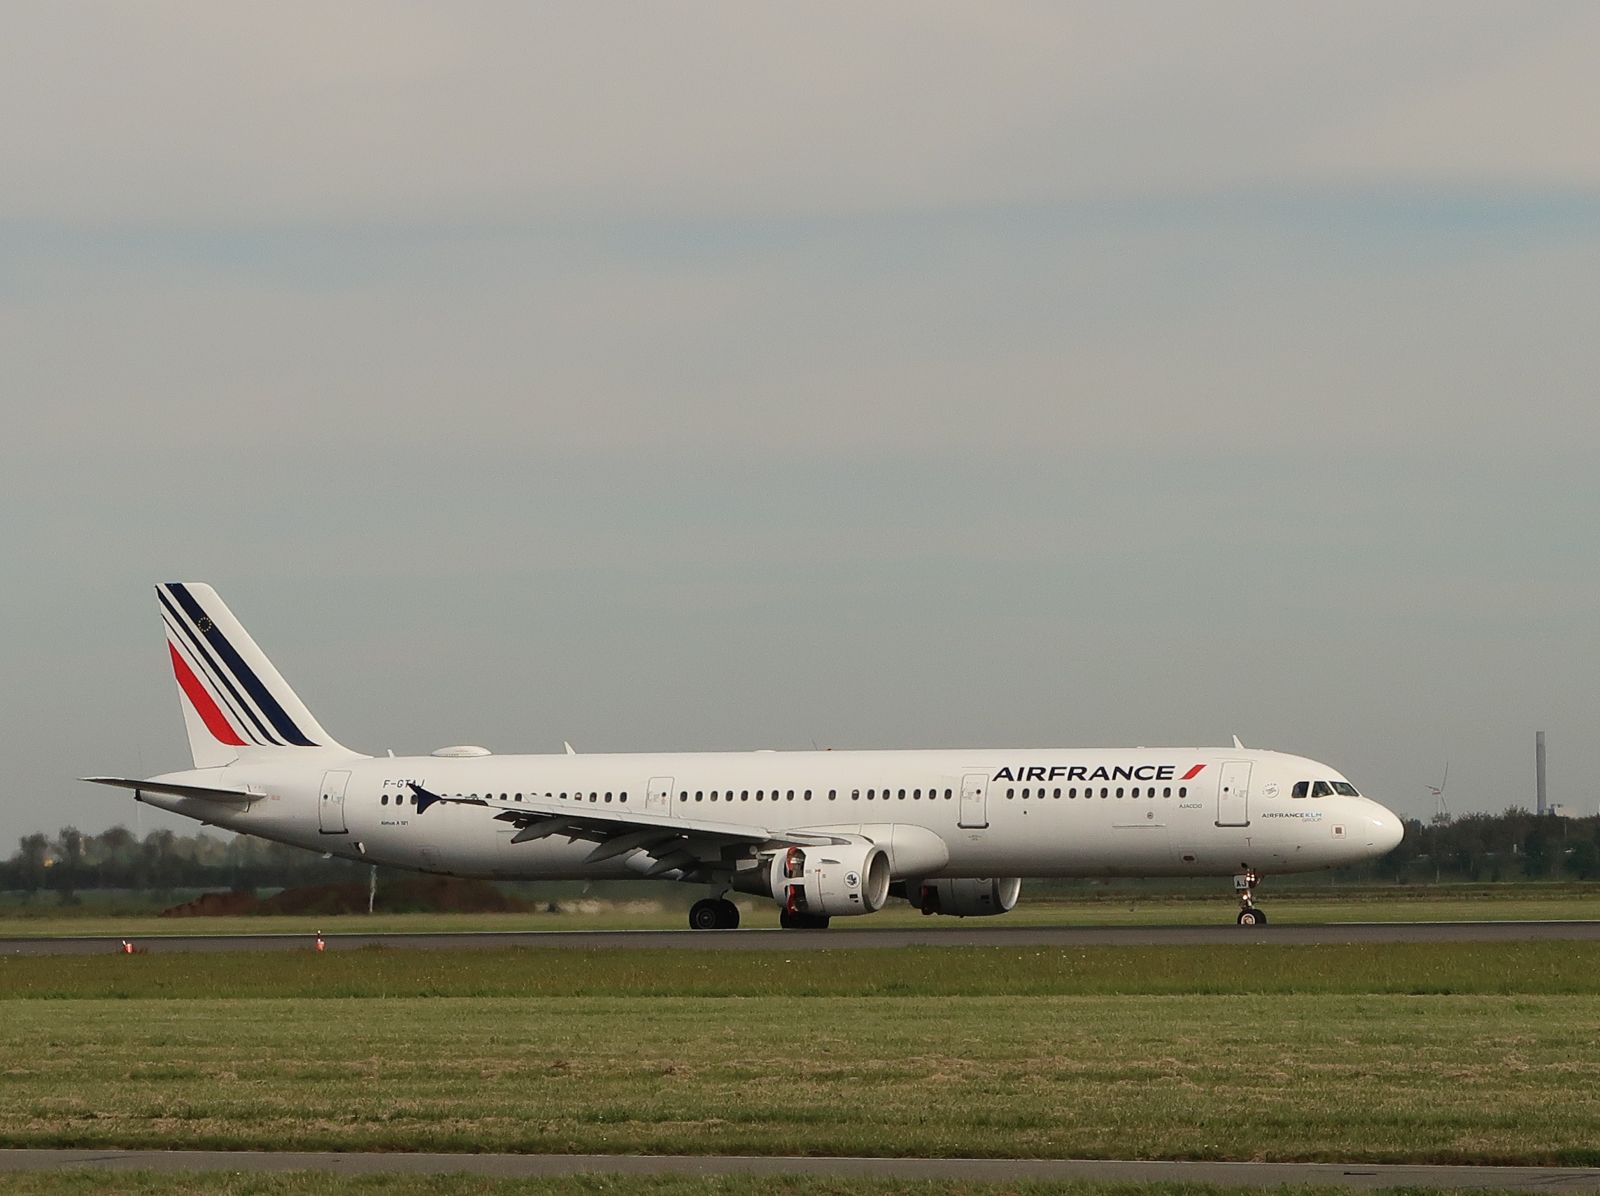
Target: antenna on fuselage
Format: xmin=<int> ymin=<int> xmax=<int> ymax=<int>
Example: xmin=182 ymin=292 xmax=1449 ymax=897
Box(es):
xmin=1232 ymin=734 xmax=1245 ymax=750
xmin=563 ymin=741 xmax=577 ymax=755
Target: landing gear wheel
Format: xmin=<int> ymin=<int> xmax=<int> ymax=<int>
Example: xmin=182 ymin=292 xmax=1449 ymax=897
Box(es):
xmin=779 ymin=911 xmax=831 ymax=930
xmin=1233 ymin=869 xmax=1264 ymax=927
xmin=689 ymin=898 xmax=739 ymax=930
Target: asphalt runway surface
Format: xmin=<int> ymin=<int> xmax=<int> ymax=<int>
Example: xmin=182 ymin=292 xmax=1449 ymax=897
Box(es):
xmin=3 ymin=1150 xmax=1599 ymax=1190
xmin=3 ymin=920 xmax=1600 ymax=954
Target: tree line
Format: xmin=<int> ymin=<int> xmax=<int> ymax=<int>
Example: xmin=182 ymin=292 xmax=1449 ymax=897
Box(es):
xmin=1 ymin=825 xmax=381 ymax=898
xmin=3 ymin=810 xmax=1598 ymax=899
xmin=1371 ymin=809 xmax=1600 ymax=883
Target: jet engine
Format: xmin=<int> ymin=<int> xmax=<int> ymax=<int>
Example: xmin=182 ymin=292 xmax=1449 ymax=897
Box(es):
xmin=912 ymin=876 xmax=1021 ymax=917
xmin=766 ymin=842 xmax=891 ymax=917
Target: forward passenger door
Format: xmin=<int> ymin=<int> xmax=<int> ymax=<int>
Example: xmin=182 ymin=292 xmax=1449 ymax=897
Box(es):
xmin=1216 ymin=761 xmax=1251 ymax=827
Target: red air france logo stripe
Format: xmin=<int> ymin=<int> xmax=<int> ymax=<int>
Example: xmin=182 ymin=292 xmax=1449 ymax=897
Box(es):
xmin=1181 ymin=764 xmax=1207 ymax=780
xmin=168 ymin=640 xmax=246 ymax=746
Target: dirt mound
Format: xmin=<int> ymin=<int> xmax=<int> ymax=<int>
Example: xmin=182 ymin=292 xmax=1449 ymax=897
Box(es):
xmin=162 ymin=877 xmax=526 ymax=917
xmin=161 ymin=891 xmax=262 ymax=917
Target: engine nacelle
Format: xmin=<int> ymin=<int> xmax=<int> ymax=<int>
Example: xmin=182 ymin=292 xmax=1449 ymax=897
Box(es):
xmin=912 ymin=876 xmax=1021 ymax=917
xmin=768 ymin=842 xmax=891 ymax=917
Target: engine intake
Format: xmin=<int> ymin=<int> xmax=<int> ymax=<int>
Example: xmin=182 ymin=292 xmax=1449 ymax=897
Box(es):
xmin=768 ymin=842 xmax=891 ymax=917
xmin=913 ymin=876 xmax=1021 ymax=917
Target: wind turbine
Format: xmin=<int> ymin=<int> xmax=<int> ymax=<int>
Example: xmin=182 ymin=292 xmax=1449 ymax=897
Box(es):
xmin=1426 ymin=762 xmax=1451 ymax=825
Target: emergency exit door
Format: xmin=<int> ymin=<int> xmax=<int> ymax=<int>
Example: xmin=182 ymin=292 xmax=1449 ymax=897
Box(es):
xmin=1216 ymin=761 xmax=1251 ymax=827
xmin=646 ymin=776 xmax=674 ymax=815
xmin=959 ymin=773 xmax=989 ymax=829
xmin=319 ymin=770 xmax=351 ymax=834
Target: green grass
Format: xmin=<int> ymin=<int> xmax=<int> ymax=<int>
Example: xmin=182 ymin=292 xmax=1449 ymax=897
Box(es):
xmin=1 ymin=945 xmax=1598 ymax=1164
xmin=0 ymin=1179 xmax=1564 ymax=1196
xmin=2 ymin=993 xmax=1596 ymax=1162
xmin=2 ymin=943 xmax=1599 ymax=999
xmin=3 ymin=886 xmax=1598 ymax=938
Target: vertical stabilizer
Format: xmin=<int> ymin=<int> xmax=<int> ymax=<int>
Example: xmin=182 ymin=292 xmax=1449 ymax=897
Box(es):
xmin=157 ymin=582 xmax=349 ymax=766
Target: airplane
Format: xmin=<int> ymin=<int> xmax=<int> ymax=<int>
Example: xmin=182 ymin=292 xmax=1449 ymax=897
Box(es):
xmin=85 ymin=583 xmax=1404 ymax=929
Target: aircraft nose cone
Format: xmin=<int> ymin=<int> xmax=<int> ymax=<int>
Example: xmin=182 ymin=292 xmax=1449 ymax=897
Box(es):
xmin=1369 ymin=804 xmax=1404 ymax=853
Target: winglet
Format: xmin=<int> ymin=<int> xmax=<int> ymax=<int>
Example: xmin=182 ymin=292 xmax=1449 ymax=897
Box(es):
xmin=410 ymin=782 xmax=445 ymax=815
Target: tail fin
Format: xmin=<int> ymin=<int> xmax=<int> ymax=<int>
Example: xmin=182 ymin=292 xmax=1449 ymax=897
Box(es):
xmin=157 ymin=582 xmax=350 ymax=767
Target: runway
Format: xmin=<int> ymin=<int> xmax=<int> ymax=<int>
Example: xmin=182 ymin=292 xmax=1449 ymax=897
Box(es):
xmin=4 ymin=920 xmax=1600 ymax=954
xmin=3 ymin=1150 xmax=1599 ymax=1191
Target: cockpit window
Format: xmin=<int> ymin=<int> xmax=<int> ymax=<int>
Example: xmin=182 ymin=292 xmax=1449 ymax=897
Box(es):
xmin=1311 ymin=780 xmax=1333 ymax=798
xmin=1331 ymin=781 xmax=1360 ymax=796
xmin=1292 ymin=781 xmax=1308 ymax=799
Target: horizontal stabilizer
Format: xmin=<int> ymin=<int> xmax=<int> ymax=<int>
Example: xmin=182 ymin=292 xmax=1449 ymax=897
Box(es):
xmin=82 ymin=777 xmax=265 ymax=804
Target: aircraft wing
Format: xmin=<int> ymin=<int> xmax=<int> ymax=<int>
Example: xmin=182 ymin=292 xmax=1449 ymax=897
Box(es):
xmin=83 ymin=776 xmax=267 ymax=804
xmin=409 ymin=783 xmax=842 ymax=880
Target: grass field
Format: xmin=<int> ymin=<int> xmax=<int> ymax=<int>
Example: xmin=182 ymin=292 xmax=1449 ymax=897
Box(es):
xmin=2 ymin=943 xmax=1598 ymax=1165
xmin=4 ymin=885 xmax=1598 ymax=938
xmin=0 ymin=1178 xmax=1563 ymax=1196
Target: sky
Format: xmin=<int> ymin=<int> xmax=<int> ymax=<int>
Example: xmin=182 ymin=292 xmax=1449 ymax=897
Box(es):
xmin=2 ymin=2 xmax=1598 ymax=849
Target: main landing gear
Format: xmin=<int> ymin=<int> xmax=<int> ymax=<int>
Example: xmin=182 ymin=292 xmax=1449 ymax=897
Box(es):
xmin=1234 ymin=869 xmax=1267 ymax=926
xmin=688 ymin=897 xmax=740 ymax=930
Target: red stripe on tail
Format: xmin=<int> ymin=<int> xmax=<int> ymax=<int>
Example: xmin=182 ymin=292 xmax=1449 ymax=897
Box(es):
xmin=168 ymin=641 xmax=246 ymax=746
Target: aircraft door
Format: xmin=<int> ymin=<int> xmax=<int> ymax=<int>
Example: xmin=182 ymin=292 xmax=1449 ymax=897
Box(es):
xmin=959 ymin=773 xmax=989 ymax=829
xmin=319 ymin=770 xmax=351 ymax=834
xmin=1216 ymin=761 xmax=1250 ymax=827
xmin=646 ymin=775 xmax=674 ymax=815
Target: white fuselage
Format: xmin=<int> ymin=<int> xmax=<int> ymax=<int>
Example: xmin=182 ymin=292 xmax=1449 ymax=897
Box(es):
xmin=139 ymin=745 xmax=1402 ymax=882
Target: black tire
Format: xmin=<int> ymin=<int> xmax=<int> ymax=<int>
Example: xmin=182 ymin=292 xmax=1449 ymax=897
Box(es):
xmin=688 ymin=899 xmax=722 ymax=930
xmin=1236 ymin=908 xmax=1263 ymax=926
xmin=715 ymin=899 xmax=741 ymax=930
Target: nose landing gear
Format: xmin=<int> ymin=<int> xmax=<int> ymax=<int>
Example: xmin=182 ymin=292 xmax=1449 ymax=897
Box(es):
xmin=1234 ymin=869 xmax=1266 ymax=926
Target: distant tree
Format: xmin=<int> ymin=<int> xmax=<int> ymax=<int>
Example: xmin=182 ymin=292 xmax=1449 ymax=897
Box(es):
xmin=1566 ymin=839 xmax=1599 ymax=882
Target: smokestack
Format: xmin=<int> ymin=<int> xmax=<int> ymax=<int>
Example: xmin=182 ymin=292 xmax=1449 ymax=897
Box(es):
xmin=1536 ymin=731 xmax=1547 ymax=816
